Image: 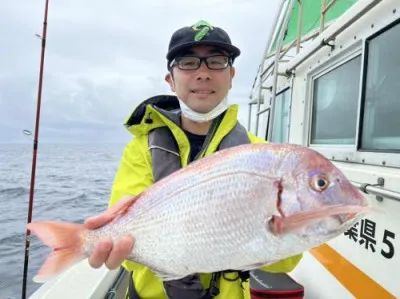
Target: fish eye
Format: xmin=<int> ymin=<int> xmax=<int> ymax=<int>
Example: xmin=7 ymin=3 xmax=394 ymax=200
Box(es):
xmin=317 ymin=179 xmax=326 ymax=187
xmin=310 ymin=175 xmax=330 ymax=192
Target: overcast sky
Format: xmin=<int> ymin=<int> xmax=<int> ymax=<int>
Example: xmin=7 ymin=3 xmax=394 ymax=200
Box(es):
xmin=0 ymin=0 xmax=280 ymax=144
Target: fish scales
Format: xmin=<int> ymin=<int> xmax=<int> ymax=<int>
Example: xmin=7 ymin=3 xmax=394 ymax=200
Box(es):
xmin=85 ymin=147 xmax=280 ymax=277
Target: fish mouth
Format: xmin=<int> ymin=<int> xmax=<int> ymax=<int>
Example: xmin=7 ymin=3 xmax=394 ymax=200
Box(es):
xmin=269 ymin=204 xmax=373 ymax=236
xmin=322 ymin=213 xmax=364 ymax=237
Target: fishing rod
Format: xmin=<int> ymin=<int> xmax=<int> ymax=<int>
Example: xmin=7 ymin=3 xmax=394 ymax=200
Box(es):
xmin=21 ymin=0 xmax=50 ymax=298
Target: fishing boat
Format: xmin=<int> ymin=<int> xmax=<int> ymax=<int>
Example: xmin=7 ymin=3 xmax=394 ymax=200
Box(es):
xmin=28 ymin=0 xmax=400 ymax=298
xmin=247 ymin=0 xmax=400 ymax=298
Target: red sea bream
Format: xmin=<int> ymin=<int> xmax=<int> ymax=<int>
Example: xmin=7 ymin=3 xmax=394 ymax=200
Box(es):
xmin=27 ymin=143 xmax=370 ymax=282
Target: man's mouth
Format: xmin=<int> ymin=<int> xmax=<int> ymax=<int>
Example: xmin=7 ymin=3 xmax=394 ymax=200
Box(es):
xmin=191 ymin=90 xmax=215 ymax=94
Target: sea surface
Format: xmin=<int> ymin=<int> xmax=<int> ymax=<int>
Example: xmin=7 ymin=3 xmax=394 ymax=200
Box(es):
xmin=0 ymin=142 xmax=126 ymax=298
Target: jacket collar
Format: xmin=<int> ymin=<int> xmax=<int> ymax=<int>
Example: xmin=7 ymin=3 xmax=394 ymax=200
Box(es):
xmin=124 ymin=95 xmax=181 ymax=128
xmin=124 ymin=94 xmax=240 ymax=140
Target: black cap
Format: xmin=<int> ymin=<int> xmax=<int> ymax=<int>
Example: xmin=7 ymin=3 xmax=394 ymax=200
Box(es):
xmin=166 ymin=20 xmax=241 ymax=62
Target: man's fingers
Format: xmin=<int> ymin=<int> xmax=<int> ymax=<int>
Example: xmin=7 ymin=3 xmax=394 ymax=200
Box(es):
xmin=84 ymin=214 xmax=108 ymax=230
xmin=88 ymin=238 xmax=113 ymax=268
xmin=105 ymin=236 xmax=134 ymax=270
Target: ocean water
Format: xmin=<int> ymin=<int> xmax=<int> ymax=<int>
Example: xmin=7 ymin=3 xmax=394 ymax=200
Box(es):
xmin=0 ymin=142 xmax=126 ymax=298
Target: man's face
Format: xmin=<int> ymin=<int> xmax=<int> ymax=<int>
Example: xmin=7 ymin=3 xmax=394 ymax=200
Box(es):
xmin=165 ymin=45 xmax=236 ymax=114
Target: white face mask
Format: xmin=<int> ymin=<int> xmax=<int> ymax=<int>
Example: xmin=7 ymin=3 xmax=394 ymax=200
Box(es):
xmin=178 ymin=97 xmax=229 ymax=123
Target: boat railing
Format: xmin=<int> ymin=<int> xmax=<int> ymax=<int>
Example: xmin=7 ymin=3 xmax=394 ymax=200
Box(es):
xmin=248 ymin=0 xmax=383 ymax=137
xmin=351 ymin=180 xmax=400 ymax=203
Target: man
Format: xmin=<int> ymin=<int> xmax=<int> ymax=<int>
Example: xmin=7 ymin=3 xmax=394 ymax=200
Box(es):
xmin=84 ymin=20 xmax=303 ymax=298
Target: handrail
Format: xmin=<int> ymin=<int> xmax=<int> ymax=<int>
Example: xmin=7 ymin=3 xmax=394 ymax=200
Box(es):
xmin=267 ymin=0 xmax=297 ymax=141
xmin=351 ymin=181 xmax=400 ymax=202
xmin=105 ymin=267 xmax=129 ymax=299
xmin=253 ymin=0 xmax=286 ymax=134
xmin=285 ymin=0 xmax=382 ymax=74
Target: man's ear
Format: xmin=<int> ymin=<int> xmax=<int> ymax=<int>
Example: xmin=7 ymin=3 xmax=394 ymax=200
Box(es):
xmin=229 ymin=66 xmax=236 ymax=89
xmin=165 ymin=72 xmax=175 ymax=92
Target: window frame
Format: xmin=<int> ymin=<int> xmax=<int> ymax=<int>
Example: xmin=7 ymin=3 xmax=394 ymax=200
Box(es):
xmin=304 ymin=19 xmax=400 ymax=168
xmin=357 ymin=18 xmax=400 ymax=155
xmin=270 ymin=85 xmax=292 ymax=143
xmin=308 ymin=53 xmax=362 ymax=147
xmin=305 ymin=41 xmax=363 ymax=161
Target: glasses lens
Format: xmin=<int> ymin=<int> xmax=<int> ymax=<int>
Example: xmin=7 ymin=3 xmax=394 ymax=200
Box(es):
xmin=206 ymin=56 xmax=229 ymax=69
xmin=178 ymin=57 xmax=200 ymax=70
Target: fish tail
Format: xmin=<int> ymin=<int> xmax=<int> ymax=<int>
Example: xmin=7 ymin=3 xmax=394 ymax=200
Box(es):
xmin=27 ymin=221 xmax=86 ymax=283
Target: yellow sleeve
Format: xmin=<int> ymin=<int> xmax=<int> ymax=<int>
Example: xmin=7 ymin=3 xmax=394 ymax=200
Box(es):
xmin=108 ymin=136 xmax=154 ymax=272
xmin=247 ymin=131 xmax=268 ymax=144
xmin=260 ymin=254 xmax=303 ymax=273
xmin=108 ymin=136 xmax=153 ymax=208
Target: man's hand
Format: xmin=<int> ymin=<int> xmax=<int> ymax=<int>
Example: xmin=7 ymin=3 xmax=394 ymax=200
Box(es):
xmin=84 ymin=196 xmax=135 ymax=270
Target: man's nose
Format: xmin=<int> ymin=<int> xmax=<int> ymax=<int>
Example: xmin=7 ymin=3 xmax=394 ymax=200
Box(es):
xmin=196 ymin=61 xmax=211 ymax=80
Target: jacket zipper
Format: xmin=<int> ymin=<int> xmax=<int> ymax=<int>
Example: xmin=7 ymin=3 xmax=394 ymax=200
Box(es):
xmin=190 ymin=113 xmax=224 ymax=164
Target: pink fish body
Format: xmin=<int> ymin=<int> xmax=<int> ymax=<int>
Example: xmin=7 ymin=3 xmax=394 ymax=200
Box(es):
xmin=28 ymin=143 xmax=369 ymax=282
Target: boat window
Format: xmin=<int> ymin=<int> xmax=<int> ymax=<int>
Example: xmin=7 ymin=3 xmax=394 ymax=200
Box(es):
xmin=310 ymin=56 xmax=361 ymax=145
xmin=271 ymin=88 xmax=290 ymax=143
xmin=360 ymin=21 xmax=400 ymax=151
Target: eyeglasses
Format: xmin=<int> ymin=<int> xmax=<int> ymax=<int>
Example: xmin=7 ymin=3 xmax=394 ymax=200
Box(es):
xmin=169 ymin=55 xmax=232 ymax=70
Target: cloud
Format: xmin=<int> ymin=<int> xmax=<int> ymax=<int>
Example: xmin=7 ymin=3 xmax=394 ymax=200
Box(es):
xmin=0 ymin=0 xmax=280 ymax=143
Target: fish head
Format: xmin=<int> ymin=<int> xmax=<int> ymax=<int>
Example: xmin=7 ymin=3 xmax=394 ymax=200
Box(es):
xmin=270 ymin=145 xmax=369 ymax=241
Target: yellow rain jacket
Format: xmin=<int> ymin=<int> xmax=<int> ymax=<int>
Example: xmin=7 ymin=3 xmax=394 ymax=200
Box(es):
xmin=108 ymin=95 xmax=303 ymax=299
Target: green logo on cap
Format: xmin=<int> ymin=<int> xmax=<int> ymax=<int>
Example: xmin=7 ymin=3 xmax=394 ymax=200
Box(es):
xmin=191 ymin=20 xmax=214 ymax=41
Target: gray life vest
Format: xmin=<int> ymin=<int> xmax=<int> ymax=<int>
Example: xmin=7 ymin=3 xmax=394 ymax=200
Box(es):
xmin=128 ymin=108 xmax=251 ymax=299
xmin=149 ymin=116 xmax=251 ymax=182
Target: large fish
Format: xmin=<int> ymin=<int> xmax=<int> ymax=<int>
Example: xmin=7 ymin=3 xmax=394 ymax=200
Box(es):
xmin=27 ymin=143 xmax=370 ymax=283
